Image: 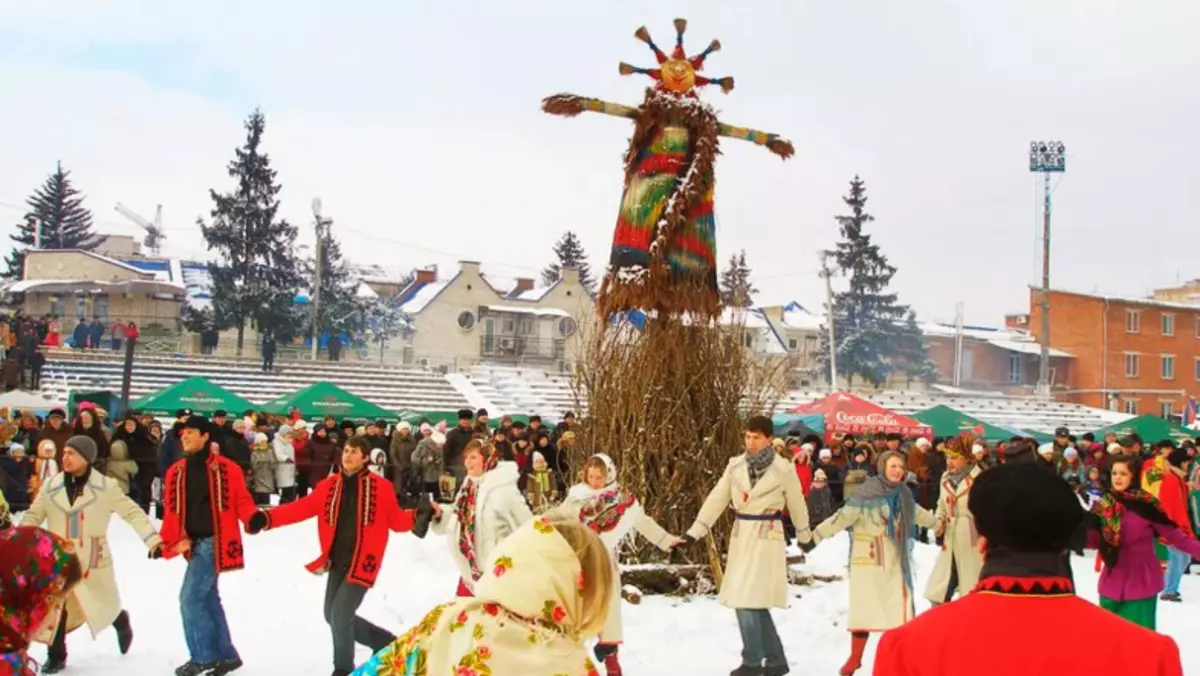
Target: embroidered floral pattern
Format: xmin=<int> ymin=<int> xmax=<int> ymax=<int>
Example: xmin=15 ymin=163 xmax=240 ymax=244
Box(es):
xmin=533 ymin=517 xmax=555 ymax=534
xmin=449 ymin=609 xmax=469 ymax=632
xmin=492 ymin=556 xmax=513 ymax=577
xmin=456 ymin=479 xmax=482 ymax=579
xmin=541 ymin=599 xmax=567 ymax=625
xmin=454 ymin=644 xmax=495 ymax=676
xmin=577 ymin=486 xmax=638 ymax=534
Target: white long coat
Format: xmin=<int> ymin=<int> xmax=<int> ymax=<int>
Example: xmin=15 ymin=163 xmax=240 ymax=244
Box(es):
xmin=21 ymin=471 xmax=161 ymax=640
xmin=686 ymin=454 xmax=812 ymax=609
xmin=815 ymin=498 xmax=937 ymax=632
xmin=431 ymin=461 xmax=532 ymax=593
xmin=272 ymin=435 xmax=296 ymax=488
xmin=559 ymin=482 xmax=674 ymax=643
xmin=924 ymin=465 xmax=985 ymax=604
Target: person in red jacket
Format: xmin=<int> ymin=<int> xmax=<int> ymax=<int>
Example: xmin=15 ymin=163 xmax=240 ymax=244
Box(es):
xmin=157 ymin=415 xmax=260 ymax=676
xmin=873 ymin=462 xmax=1183 ymax=676
xmin=248 ymin=435 xmax=416 ymax=676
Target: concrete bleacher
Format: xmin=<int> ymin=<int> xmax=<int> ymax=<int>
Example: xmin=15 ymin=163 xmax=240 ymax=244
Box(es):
xmin=464 ymin=364 xmax=584 ymax=420
xmin=38 ymin=350 xmax=471 ymax=413
xmin=776 ymin=389 xmax=1130 ymax=435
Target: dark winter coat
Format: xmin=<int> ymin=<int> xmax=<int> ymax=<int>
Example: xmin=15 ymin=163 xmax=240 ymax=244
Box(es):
xmin=39 ymin=421 xmax=72 ymax=465
xmin=158 ymin=423 xmax=185 ymax=476
xmin=807 ymin=484 xmax=834 ymax=528
xmin=389 ymin=431 xmax=417 ymax=492
xmin=0 ymin=447 xmax=31 ymax=511
xmin=112 ymin=423 xmax=157 ymax=479
xmin=305 ymin=436 xmax=338 ymax=486
xmin=224 ymin=435 xmax=253 ymax=472
xmin=442 ymin=424 xmax=475 ymax=471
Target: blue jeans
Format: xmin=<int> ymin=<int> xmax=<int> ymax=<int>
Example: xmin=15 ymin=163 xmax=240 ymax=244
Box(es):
xmin=1163 ymin=547 xmax=1190 ymax=595
xmin=180 ymin=538 xmax=239 ymax=663
xmin=735 ymin=609 xmax=786 ymax=668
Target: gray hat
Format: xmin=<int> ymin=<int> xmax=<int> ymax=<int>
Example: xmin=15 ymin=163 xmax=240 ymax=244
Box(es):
xmin=66 ymin=435 xmax=98 ymax=465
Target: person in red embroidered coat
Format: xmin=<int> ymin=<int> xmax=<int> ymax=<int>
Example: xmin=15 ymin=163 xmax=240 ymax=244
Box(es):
xmin=156 ymin=416 xmax=259 ymax=676
xmin=873 ymin=462 xmax=1184 ymax=676
xmin=248 ymin=435 xmax=415 ymax=676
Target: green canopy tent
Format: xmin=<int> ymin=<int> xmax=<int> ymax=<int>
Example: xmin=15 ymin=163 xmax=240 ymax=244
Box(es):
xmin=396 ymin=409 xmax=531 ymax=428
xmin=261 ymin=382 xmax=397 ymax=422
xmin=1003 ymin=427 xmax=1054 ymax=444
xmin=911 ymin=405 xmax=1016 ymax=442
xmin=1091 ymin=415 xmax=1197 ymax=445
xmin=130 ymin=377 xmax=258 ymax=418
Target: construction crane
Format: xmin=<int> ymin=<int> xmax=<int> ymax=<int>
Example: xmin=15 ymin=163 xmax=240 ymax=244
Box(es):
xmin=114 ymin=203 xmax=166 ymax=256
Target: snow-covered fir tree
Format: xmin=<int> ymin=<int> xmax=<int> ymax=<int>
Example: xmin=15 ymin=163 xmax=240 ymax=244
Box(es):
xmin=199 ymin=109 xmax=305 ymax=353
xmin=542 ymin=230 xmax=595 ymax=292
xmin=4 ymin=162 xmax=101 ymax=279
xmin=719 ymin=250 xmax=757 ymax=308
xmin=304 ymin=220 xmax=360 ymax=337
xmin=818 ymin=176 xmax=929 ymax=387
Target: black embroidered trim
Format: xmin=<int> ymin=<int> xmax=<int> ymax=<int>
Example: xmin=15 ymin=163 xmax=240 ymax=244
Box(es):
xmin=973 ymin=575 xmax=1075 ymax=596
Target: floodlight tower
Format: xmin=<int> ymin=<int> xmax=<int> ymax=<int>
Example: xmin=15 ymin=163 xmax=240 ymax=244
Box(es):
xmin=1029 ymin=141 xmax=1066 ymax=397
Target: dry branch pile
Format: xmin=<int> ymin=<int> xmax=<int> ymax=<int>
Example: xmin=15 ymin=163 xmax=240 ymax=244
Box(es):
xmin=569 ymin=313 xmax=794 ymax=580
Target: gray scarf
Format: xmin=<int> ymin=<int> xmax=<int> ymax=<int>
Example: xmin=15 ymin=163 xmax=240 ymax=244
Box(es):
xmin=745 ymin=446 xmax=776 ymax=487
xmin=945 ymin=464 xmax=973 ymax=490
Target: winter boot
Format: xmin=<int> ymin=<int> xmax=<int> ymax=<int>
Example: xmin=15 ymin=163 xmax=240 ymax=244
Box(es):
xmin=729 ymin=665 xmax=764 ymax=676
xmin=603 ymin=649 xmax=623 ymax=676
xmin=839 ymin=632 xmax=869 ymax=676
xmin=175 ymin=660 xmax=217 ymax=676
xmin=212 ymin=657 xmax=244 ymax=674
xmin=763 ymin=665 xmax=789 ymax=676
xmin=113 ymin=610 xmax=133 ymax=655
xmin=331 ymin=670 xmax=352 ymax=676
xmin=40 ymin=658 xmax=66 ymax=674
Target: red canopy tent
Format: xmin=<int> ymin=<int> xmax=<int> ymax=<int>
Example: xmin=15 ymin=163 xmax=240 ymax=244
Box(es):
xmin=788 ymin=392 xmax=933 ymax=442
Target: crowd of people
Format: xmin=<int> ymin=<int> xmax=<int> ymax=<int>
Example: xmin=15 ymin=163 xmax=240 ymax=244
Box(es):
xmin=0 ymin=404 xmax=1196 ymax=676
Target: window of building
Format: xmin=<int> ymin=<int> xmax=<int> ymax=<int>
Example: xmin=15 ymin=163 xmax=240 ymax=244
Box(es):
xmin=788 ymin=338 xmax=798 ymax=350
xmin=1195 ymin=358 xmax=1200 ymax=381
xmin=1124 ymin=399 xmax=1139 ymax=415
xmin=558 ymin=317 xmax=577 ymax=337
xmin=1007 ymin=354 xmax=1021 ymax=384
xmin=1126 ymin=310 xmax=1141 ymax=333
xmin=1195 ymin=316 xmax=1200 ymax=338
xmin=1124 ymin=352 xmax=1139 ymax=378
xmin=1162 ymin=313 xmax=1175 ymax=336
xmin=456 ymin=310 xmax=476 ymax=330
xmin=1162 ymin=355 xmax=1175 ymax=379
xmin=1160 ymin=401 xmax=1174 ymax=419
xmin=743 ymin=332 xmax=754 ymax=348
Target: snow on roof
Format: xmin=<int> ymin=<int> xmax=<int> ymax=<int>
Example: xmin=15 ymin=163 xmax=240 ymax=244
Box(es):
xmin=987 ymin=338 xmax=1073 ymax=358
xmin=29 ymin=249 xmax=150 ymax=276
xmin=517 ymin=284 xmax=554 ymax=301
xmin=400 ymin=279 xmax=451 ymax=314
xmin=355 ymin=282 xmax=379 ymax=300
xmin=485 ymin=304 xmax=571 ymax=318
xmin=1038 ymin=286 xmax=1200 ymax=311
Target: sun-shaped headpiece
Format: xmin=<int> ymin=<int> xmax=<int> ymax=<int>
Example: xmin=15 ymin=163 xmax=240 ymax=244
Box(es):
xmin=618 ymin=18 xmax=733 ymax=97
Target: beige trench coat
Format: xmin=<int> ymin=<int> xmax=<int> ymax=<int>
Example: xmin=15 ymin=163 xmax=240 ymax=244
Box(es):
xmin=924 ymin=465 xmax=984 ymax=604
xmin=815 ymin=499 xmax=936 ymax=632
xmin=21 ymin=471 xmax=161 ymax=640
xmin=687 ymin=454 xmax=812 ymax=609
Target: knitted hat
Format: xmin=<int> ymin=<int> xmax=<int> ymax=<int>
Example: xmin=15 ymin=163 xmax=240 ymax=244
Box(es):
xmin=969 ymin=462 xmax=1082 ymax=553
xmin=65 ymin=435 xmax=97 ymax=465
xmin=532 ymin=451 xmax=546 ymax=465
xmin=814 ymin=468 xmax=827 ymax=482
xmin=1037 ymin=443 xmax=1055 ymax=457
xmin=398 ymin=421 xmax=412 ymax=432
xmin=420 ymin=422 xmax=432 ymax=435
xmin=818 ymin=448 xmax=832 ymax=459
xmin=1063 ymin=447 xmax=1078 ymax=460
xmin=254 ymin=432 xmax=269 ymax=445
xmin=914 ymin=437 xmax=931 ymax=449
xmin=278 ymin=424 xmax=294 ymax=437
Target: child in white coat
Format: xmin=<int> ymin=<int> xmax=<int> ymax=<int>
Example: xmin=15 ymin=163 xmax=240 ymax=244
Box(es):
xmin=559 ymin=453 xmax=683 ymax=676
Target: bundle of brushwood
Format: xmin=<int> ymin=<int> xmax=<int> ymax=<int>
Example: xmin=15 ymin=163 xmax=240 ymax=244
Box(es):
xmin=569 ymin=311 xmax=794 ymax=585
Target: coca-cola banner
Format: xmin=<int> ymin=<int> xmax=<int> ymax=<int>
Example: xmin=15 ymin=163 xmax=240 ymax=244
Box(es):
xmin=788 ymin=392 xmax=932 ymax=442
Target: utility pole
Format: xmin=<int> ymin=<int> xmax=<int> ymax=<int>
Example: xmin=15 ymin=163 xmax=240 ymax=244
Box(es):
xmin=31 ymin=216 xmax=40 ymax=249
xmin=310 ymin=198 xmax=326 ymax=361
xmin=952 ymin=302 xmax=964 ymax=388
xmin=1029 ymin=141 xmax=1066 ymax=397
xmin=819 ymin=250 xmax=838 ymax=391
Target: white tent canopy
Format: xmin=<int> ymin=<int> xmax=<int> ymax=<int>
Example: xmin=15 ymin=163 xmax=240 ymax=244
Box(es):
xmin=0 ymin=389 xmax=59 ymax=411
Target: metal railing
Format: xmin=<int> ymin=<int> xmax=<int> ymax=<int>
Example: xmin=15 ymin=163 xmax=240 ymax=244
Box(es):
xmin=479 ymin=335 xmax=565 ymax=360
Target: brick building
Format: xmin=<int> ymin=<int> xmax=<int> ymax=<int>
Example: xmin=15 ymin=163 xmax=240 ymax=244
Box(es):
xmin=922 ymin=323 xmax=1072 ymax=395
xmin=1026 ymin=287 xmax=1199 ymax=415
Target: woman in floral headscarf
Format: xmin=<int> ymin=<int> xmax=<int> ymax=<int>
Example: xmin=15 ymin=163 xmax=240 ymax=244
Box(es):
xmin=558 ymin=453 xmax=683 ymax=676
xmin=924 ymin=434 xmax=984 ymax=605
xmin=353 ymin=513 xmax=611 ymax=676
xmin=429 ymin=440 xmax=532 ymax=597
xmin=0 ymin=527 xmax=83 ymax=676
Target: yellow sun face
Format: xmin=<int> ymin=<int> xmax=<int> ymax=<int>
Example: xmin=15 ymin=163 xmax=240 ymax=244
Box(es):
xmin=660 ymin=58 xmax=696 ymax=93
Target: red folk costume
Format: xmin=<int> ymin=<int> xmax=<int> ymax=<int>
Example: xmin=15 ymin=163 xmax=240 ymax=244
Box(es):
xmin=261 ymin=470 xmax=414 ymax=587
xmin=874 ymin=571 xmax=1183 ymax=676
xmin=159 ymin=452 xmax=258 ymax=572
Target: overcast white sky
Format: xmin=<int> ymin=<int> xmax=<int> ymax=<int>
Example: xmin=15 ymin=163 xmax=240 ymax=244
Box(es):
xmin=1 ymin=1 xmax=1197 ymax=324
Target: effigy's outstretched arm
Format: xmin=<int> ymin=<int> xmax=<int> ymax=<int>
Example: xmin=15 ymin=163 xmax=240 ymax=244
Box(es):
xmin=542 ymin=94 xmax=639 ymax=120
xmin=718 ymin=121 xmax=795 ymax=159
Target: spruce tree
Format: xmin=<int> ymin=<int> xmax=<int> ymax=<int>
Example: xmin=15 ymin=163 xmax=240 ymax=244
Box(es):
xmin=719 ymin=250 xmax=757 ymax=308
xmin=4 ymin=162 xmax=101 ymax=278
xmin=199 ymin=109 xmax=305 ymax=353
xmin=304 ymin=221 xmax=360 ymax=336
xmin=542 ymin=230 xmax=596 ymax=292
xmin=818 ymin=176 xmax=927 ymax=387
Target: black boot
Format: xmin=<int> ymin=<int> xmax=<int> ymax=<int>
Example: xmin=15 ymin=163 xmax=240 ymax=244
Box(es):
xmin=331 ymin=670 xmax=351 ymax=676
xmin=212 ymin=657 xmax=244 ymax=674
xmin=113 ymin=610 xmax=133 ymax=655
xmin=175 ymin=661 xmax=217 ymax=676
xmin=40 ymin=658 xmax=66 ymax=674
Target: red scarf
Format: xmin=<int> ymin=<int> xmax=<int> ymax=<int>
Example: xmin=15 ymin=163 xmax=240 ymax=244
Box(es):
xmin=455 ymin=478 xmax=482 ymax=580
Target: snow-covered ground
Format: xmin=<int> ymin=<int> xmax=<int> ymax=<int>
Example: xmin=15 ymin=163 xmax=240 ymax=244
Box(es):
xmin=35 ymin=519 xmax=1200 ymax=674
